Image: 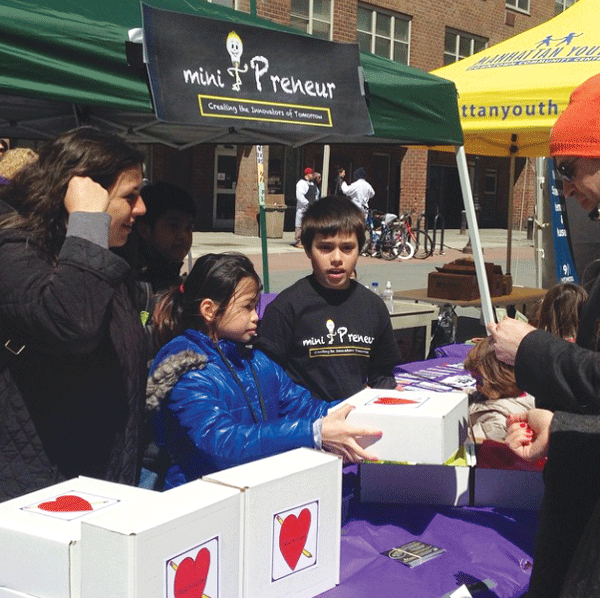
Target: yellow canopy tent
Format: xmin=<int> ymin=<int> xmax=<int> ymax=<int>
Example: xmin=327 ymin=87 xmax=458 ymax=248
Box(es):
xmin=432 ymin=0 xmax=600 ymax=158
xmin=431 ymin=0 xmax=600 ymax=280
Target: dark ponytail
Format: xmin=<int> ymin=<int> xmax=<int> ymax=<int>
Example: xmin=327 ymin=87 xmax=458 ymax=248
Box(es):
xmin=152 ymin=252 xmax=261 ymax=349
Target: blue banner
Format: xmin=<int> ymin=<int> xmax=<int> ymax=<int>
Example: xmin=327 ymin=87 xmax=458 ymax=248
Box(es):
xmin=547 ymin=158 xmax=577 ymax=283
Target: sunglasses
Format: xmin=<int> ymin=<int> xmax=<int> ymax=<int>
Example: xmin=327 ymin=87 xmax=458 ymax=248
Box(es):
xmin=554 ymin=157 xmax=579 ymax=182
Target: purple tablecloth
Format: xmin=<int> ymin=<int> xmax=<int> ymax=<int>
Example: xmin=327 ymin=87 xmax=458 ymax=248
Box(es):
xmin=325 ymin=346 xmax=535 ymax=597
xmin=319 ymin=488 xmax=536 ymax=597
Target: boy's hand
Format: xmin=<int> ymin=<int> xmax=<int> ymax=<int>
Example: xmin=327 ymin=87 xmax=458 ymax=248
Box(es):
xmin=322 ymin=404 xmax=382 ymax=462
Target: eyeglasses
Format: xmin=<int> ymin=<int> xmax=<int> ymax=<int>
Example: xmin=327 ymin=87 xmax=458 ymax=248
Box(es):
xmin=554 ymin=157 xmax=580 ymax=182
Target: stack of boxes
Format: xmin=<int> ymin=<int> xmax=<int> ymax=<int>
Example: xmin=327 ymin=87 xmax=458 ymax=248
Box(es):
xmin=341 ymin=388 xmax=544 ymax=510
xmin=0 ymin=449 xmax=341 ymax=598
xmin=0 ymin=392 xmax=542 ymax=597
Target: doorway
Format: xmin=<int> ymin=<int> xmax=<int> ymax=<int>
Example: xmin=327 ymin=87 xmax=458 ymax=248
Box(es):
xmin=426 ymin=164 xmax=462 ymax=229
xmin=371 ymin=153 xmax=391 ymax=213
xmin=213 ymin=146 xmax=237 ymax=230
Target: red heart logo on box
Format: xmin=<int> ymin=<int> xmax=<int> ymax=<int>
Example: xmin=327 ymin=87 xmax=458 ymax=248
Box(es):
xmin=174 ymin=547 xmax=210 ymax=598
xmin=374 ymin=397 xmax=417 ymax=405
xmin=38 ymin=495 xmax=93 ymax=512
xmin=279 ymin=508 xmax=311 ymax=570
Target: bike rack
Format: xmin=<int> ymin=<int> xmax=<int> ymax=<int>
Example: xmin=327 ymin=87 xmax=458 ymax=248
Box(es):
xmin=432 ymin=213 xmax=446 ymax=255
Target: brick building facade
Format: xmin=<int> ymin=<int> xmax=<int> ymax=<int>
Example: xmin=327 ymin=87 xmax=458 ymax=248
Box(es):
xmin=151 ymin=0 xmax=569 ymax=234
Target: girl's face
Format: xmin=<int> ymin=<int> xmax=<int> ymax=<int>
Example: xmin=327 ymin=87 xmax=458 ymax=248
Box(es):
xmin=212 ymin=277 xmax=260 ymax=343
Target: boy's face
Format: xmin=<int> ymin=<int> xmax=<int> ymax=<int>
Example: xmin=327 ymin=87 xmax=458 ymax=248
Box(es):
xmin=305 ymin=232 xmax=359 ymax=290
xmin=138 ymin=209 xmax=194 ymax=264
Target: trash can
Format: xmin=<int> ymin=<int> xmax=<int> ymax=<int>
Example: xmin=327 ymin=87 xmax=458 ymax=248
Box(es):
xmin=264 ymin=203 xmax=286 ymax=238
xmin=526 ymin=216 xmax=534 ymax=240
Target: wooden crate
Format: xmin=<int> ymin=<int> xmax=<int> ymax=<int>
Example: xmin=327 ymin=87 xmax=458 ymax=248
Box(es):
xmin=427 ymin=272 xmax=480 ymax=300
xmin=427 ymin=259 xmax=513 ymax=300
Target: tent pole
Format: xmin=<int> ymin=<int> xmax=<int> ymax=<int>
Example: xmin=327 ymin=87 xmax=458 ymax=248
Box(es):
xmin=256 ymin=145 xmax=270 ymax=292
xmin=507 ymin=155 xmax=516 ymax=276
xmin=535 ymin=157 xmax=545 ymax=288
xmin=322 ymin=145 xmax=331 ymax=198
xmin=455 ymin=146 xmax=495 ymax=328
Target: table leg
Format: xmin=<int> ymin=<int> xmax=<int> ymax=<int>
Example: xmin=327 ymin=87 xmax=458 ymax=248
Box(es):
xmin=424 ymin=323 xmax=432 ymax=358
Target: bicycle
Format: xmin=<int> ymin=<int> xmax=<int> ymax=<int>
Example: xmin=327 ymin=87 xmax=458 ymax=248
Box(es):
xmin=394 ymin=211 xmax=434 ymax=259
xmin=362 ymin=209 xmax=405 ymax=260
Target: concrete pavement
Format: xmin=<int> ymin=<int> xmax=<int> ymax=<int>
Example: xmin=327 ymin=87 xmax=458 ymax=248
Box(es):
xmin=189 ymin=228 xmax=537 ymax=294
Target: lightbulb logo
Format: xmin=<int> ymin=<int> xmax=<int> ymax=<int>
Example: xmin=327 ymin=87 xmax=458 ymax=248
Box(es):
xmin=325 ymin=319 xmax=347 ymax=345
xmin=226 ymin=31 xmax=248 ymax=91
xmin=325 ymin=319 xmax=335 ymax=344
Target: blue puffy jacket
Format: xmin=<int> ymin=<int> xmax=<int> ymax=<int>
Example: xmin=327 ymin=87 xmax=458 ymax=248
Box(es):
xmin=147 ymin=329 xmax=333 ymax=487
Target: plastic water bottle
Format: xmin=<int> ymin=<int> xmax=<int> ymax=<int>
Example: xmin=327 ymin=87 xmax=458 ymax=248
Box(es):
xmin=370 ymin=281 xmax=379 ymax=295
xmin=382 ymin=281 xmax=394 ymax=314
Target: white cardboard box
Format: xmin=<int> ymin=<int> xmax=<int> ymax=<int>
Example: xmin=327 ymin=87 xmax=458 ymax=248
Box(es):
xmin=359 ymin=462 xmax=471 ymax=506
xmin=80 ymin=479 xmax=243 ymax=598
xmin=0 ymin=589 xmax=39 ymax=598
xmin=204 ymin=448 xmax=342 ymax=598
xmin=474 ymin=468 xmax=544 ymax=510
xmin=0 ymin=477 xmax=153 ymax=598
xmin=334 ymin=388 xmax=469 ymax=464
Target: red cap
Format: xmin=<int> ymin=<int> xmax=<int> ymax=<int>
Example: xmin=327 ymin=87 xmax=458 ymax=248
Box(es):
xmin=550 ymin=72 xmax=600 ymax=157
xmin=304 ymin=167 xmax=314 ymax=176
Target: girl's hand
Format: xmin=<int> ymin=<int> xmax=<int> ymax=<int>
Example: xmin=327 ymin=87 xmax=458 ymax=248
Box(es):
xmin=504 ymin=408 xmax=553 ymax=461
xmin=322 ymin=404 xmax=382 ymax=463
xmin=487 ymin=318 xmax=536 ymax=366
xmin=64 ymin=176 xmax=110 ymax=214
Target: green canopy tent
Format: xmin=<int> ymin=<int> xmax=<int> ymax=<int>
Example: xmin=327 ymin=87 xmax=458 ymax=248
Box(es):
xmin=0 ymin=0 xmax=496 ymax=324
xmin=0 ymin=0 xmax=463 ymax=147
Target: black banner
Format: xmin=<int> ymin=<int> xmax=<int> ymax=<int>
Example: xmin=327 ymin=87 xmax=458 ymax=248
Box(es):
xmin=142 ymin=3 xmax=373 ymax=137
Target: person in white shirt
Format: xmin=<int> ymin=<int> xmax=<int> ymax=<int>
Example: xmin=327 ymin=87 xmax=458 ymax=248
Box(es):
xmin=341 ymin=167 xmax=374 ymax=218
xmin=292 ymin=167 xmax=317 ymax=247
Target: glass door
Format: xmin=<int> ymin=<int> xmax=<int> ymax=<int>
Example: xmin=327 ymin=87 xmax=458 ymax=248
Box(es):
xmin=213 ymin=147 xmax=237 ymax=230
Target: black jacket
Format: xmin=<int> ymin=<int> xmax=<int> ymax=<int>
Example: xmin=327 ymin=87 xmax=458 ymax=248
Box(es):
xmin=0 ymin=216 xmax=148 ymax=500
xmin=514 ymin=273 xmax=600 ymax=598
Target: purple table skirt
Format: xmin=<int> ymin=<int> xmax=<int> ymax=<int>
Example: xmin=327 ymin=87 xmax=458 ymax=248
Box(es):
xmin=318 ymin=468 xmax=537 ymax=598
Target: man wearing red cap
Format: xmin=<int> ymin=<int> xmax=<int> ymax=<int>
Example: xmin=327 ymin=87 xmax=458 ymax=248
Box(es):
xmin=292 ymin=167 xmax=317 ymax=247
xmin=488 ymin=72 xmax=600 ymax=598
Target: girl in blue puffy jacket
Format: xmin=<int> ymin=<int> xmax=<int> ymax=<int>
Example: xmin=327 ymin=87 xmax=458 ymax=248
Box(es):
xmin=146 ymin=252 xmax=380 ymax=488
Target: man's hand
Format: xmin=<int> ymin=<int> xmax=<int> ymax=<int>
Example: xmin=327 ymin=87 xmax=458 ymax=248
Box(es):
xmin=63 ymin=176 xmax=110 ymax=214
xmin=504 ymin=408 xmax=553 ymax=461
xmin=322 ymin=404 xmax=382 ymax=462
xmin=487 ymin=317 xmax=536 ymax=366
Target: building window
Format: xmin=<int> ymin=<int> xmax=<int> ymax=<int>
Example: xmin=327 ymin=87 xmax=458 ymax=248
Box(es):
xmin=555 ymin=0 xmax=576 ymax=14
xmin=207 ymin=0 xmax=236 ymax=7
xmin=356 ymin=6 xmax=410 ymax=64
xmin=506 ymin=0 xmax=529 ymax=12
xmin=290 ymin=0 xmax=332 ymax=40
xmin=443 ymin=29 xmax=487 ymax=65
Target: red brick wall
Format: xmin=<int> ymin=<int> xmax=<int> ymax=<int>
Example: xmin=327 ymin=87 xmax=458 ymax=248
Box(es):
xmin=149 ymin=0 xmax=558 ymax=230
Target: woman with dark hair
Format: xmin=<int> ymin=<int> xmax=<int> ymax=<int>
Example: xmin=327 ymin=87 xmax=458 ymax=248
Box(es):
xmin=0 ymin=127 xmax=148 ymax=500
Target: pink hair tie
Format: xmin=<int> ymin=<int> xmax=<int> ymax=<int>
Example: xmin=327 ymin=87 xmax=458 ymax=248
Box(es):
xmin=180 ymin=284 xmax=185 ymax=294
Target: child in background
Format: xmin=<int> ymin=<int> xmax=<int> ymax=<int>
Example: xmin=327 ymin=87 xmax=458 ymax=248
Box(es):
xmin=529 ymin=281 xmax=588 ymax=342
xmin=255 ymin=196 xmax=400 ymax=403
xmin=116 ymin=181 xmax=196 ymax=293
xmin=464 ymin=336 xmax=534 ymax=442
xmin=146 ymin=252 xmax=381 ymax=488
